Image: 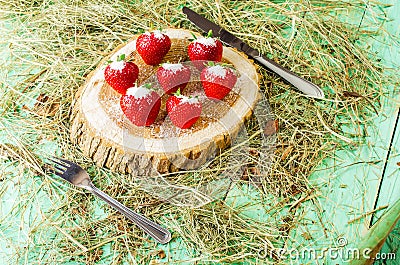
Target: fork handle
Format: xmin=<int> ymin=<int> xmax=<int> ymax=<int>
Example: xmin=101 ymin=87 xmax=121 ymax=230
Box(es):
xmin=87 ymin=182 xmax=171 ymax=244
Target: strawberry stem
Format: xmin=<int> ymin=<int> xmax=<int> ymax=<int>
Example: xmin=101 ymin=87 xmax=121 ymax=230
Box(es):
xmin=161 ymin=61 xmax=171 ymax=67
xmin=207 ymin=29 xmax=213 ymax=38
xmin=143 ymin=83 xmax=153 ymax=90
xmin=206 ymin=61 xmax=216 ymax=67
xmin=174 ymin=88 xmax=182 ymax=96
xmin=190 ymin=32 xmax=198 ymax=41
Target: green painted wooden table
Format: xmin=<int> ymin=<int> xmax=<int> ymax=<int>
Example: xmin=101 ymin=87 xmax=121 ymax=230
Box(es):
xmin=0 ymin=1 xmax=399 ymax=264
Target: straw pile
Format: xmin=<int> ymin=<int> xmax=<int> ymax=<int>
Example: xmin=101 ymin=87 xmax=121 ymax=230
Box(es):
xmin=0 ymin=0 xmax=393 ymax=264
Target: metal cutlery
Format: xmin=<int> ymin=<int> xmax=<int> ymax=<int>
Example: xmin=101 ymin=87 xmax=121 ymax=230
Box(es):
xmin=183 ymin=6 xmax=325 ymax=99
xmin=45 ymin=156 xmax=171 ymax=244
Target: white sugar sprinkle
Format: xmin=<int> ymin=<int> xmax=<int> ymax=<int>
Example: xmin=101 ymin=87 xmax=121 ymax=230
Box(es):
xmin=153 ymin=30 xmax=165 ymax=39
xmin=177 ymin=95 xmax=199 ymax=104
xmin=194 ymin=37 xmax=217 ymax=46
xmin=109 ymin=61 xmax=125 ymax=72
xmin=145 ymin=30 xmax=166 ymax=40
xmin=206 ymin=65 xmax=227 ymax=78
xmin=126 ymin=85 xmax=151 ymax=99
xmin=161 ymin=63 xmax=184 ymax=73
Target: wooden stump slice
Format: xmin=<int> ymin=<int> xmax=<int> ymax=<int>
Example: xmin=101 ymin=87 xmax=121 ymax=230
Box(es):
xmin=71 ymin=29 xmax=260 ymax=175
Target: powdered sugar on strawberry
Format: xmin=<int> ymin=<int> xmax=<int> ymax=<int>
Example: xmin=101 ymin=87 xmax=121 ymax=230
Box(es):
xmin=161 ymin=63 xmax=184 ymax=74
xmin=193 ymin=37 xmax=217 ymax=47
xmin=126 ymin=85 xmax=152 ymax=99
xmin=109 ymin=61 xmax=126 ymax=72
xmin=177 ymin=94 xmax=199 ymax=104
xmin=137 ymin=30 xmax=171 ymax=65
xmin=206 ymin=65 xmax=227 ymax=78
xmin=153 ymin=30 xmax=166 ymax=39
xmin=144 ymin=30 xmax=166 ymax=40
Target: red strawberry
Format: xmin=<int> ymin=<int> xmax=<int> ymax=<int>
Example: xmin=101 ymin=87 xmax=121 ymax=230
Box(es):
xmin=104 ymin=54 xmax=139 ymax=94
xmin=188 ymin=32 xmax=223 ymax=70
xmin=136 ymin=30 xmax=171 ymax=65
xmin=200 ymin=64 xmax=237 ymax=100
xmin=157 ymin=63 xmax=191 ymax=95
xmin=166 ymin=91 xmax=202 ymax=129
xmin=120 ymin=84 xmax=161 ymax=126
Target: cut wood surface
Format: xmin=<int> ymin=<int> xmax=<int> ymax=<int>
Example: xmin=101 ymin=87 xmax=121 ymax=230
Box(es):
xmin=71 ymin=29 xmax=260 ymax=174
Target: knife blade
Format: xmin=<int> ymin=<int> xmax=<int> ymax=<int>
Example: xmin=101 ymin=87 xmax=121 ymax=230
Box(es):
xmin=182 ymin=7 xmax=324 ymax=99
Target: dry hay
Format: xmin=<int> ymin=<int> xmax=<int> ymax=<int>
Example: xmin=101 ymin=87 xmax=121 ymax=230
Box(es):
xmin=0 ymin=0 xmax=395 ymax=264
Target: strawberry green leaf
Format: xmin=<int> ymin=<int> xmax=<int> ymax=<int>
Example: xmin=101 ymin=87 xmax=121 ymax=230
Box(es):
xmin=117 ymin=54 xmax=126 ymax=62
xmin=174 ymin=88 xmax=182 ymax=96
xmin=206 ymin=61 xmax=216 ymax=67
xmin=190 ymin=32 xmax=198 ymax=41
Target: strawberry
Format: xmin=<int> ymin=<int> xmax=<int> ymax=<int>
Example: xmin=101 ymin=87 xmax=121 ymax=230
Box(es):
xmin=166 ymin=91 xmax=202 ymax=129
xmin=136 ymin=30 xmax=171 ymax=65
xmin=104 ymin=54 xmax=139 ymax=94
xmin=156 ymin=63 xmax=191 ymax=95
xmin=120 ymin=84 xmax=161 ymax=126
xmin=188 ymin=31 xmax=223 ymax=70
xmin=200 ymin=63 xmax=237 ymax=100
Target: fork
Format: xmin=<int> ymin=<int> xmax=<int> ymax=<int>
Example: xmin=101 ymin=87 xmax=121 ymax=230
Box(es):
xmin=46 ymin=156 xmax=171 ymax=244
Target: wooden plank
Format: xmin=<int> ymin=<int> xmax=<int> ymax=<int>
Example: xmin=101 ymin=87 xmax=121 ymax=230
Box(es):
xmin=286 ymin=0 xmax=400 ymax=263
xmin=371 ymin=110 xmax=399 ymax=223
xmin=366 ymin=0 xmax=400 ymax=262
xmin=374 ymin=110 xmax=400 ymax=264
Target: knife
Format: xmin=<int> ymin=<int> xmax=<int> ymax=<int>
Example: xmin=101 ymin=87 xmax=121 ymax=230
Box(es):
xmin=182 ymin=7 xmax=324 ymax=99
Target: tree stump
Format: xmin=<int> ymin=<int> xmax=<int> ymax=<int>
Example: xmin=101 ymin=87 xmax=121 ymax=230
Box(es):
xmin=71 ymin=29 xmax=259 ymax=175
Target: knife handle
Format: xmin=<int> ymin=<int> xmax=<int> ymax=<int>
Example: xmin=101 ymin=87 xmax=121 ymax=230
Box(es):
xmin=251 ymin=54 xmax=324 ymax=99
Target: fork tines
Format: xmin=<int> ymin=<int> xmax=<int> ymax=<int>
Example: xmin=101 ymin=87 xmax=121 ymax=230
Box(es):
xmin=47 ymin=156 xmax=71 ymax=177
xmin=44 ymin=156 xmax=89 ymax=186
